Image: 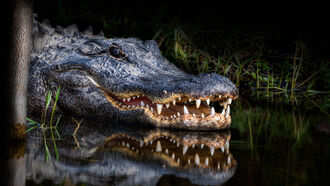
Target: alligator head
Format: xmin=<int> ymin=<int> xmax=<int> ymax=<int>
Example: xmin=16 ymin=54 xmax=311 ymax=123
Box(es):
xmin=29 ymin=19 xmax=238 ymax=130
xmin=26 ymin=119 xmax=236 ymax=185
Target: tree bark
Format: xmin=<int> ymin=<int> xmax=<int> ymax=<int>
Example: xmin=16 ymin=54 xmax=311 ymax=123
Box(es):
xmin=7 ymin=0 xmax=33 ymax=140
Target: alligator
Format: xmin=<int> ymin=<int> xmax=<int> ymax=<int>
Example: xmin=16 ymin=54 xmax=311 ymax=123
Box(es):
xmin=28 ymin=17 xmax=238 ymax=130
xmin=25 ymin=119 xmax=236 ymax=185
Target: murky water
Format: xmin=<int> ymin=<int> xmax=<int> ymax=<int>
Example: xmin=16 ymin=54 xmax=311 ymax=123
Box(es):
xmin=6 ymin=101 xmax=329 ymax=185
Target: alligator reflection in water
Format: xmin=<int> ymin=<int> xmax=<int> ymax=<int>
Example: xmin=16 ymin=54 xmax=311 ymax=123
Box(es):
xmin=25 ymin=119 xmax=236 ymax=185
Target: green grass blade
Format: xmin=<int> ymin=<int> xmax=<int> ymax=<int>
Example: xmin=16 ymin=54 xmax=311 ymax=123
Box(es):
xmin=25 ymin=126 xmax=37 ymax=133
xmin=26 ymin=117 xmax=38 ymax=124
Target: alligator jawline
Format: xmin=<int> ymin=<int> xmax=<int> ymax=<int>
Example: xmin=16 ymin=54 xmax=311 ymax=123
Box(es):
xmin=102 ymin=133 xmax=235 ymax=170
xmin=87 ymin=76 xmax=235 ymax=128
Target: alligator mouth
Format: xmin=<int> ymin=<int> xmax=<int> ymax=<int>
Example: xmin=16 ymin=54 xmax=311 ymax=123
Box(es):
xmin=87 ymin=76 xmax=237 ymax=130
xmin=102 ymin=132 xmax=235 ymax=170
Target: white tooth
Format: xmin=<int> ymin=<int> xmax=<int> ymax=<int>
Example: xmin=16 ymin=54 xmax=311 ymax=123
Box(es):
xmin=165 ymin=148 xmax=169 ymax=154
xmin=177 ymin=142 xmax=180 ymax=147
xmin=150 ymin=140 xmax=153 ymax=144
xmin=173 ymin=140 xmax=176 ymax=143
xmin=127 ymin=105 xmax=131 ymax=108
xmin=210 ymin=146 xmax=215 ymax=156
xmin=211 ymin=107 xmax=215 ymax=116
xmin=224 ymin=102 xmax=228 ymax=109
xmin=189 ymin=98 xmax=192 ymax=102
xmin=137 ymin=95 xmax=140 ymax=98
xmin=183 ymin=145 xmax=188 ymax=155
xmin=226 ymin=105 xmax=230 ymax=118
xmin=218 ymin=162 xmax=220 ymax=170
xmin=196 ymin=99 xmax=201 ymax=109
xmin=140 ymin=142 xmax=144 ymax=147
xmin=221 ymin=108 xmax=225 ymax=116
xmin=172 ymin=153 xmax=175 ymax=159
xmin=227 ymin=156 xmax=231 ymax=164
xmin=201 ymin=144 xmax=204 ymax=149
xmin=193 ymin=113 xmax=196 ymax=117
xmin=127 ymin=97 xmax=131 ymax=101
xmin=226 ymin=141 xmax=229 ymax=149
xmin=177 ymin=158 xmax=180 ymax=163
xmin=170 ymin=139 xmax=173 ymax=142
xmin=177 ymin=112 xmax=181 ymax=116
xmin=172 ymin=100 xmax=176 ymax=105
xmin=228 ymin=98 xmax=232 ymax=104
xmin=170 ymin=115 xmax=173 ymax=119
xmin=132 ymin=105 xmax=135 ymax=108
xmin=183 ymin=105 xmax=189 ymax=115
xmin=188 ymin=159 xmax=191 ymax=164
xmin=221 ymin=146 xmax=225 ymax=153
xmin=132 ymin=147 xmax=135 ymax=150
xmin=219 ymin=95 xmax=222 ymax=98
xmin=156 ymin=141 xmax=162 ymax=152
xmin=173 ymin=115 xmax=177 ymax=118
xmin=195 ymin=154 xmax=200 ymax=165
xmin=166 ymin=103 xmax=170 ymax=108
xmin=126 ymin=143 xmax=130 ymax=148
xmin=132 ymin=96 xmax=136 ymax=99
xmin=157 ymin=104 xmax=163 ymax=114
xmin=205 ymin=157 xmax=209 ymax=166
xmin=178 ymin=97 xmax=181 ymax=101
xmin=140 ymin=101 xmax=145 ymax=106
xmin=192 ymin=144 xmax=195 ymax=148
xmin=123 ymin=98 xmax=126 ymax=101
xmin=201 ymin=113 xmax=205 ymax=118
xmin=165 ymin=117 xmax=168 ymax=120
xmin=206 ymin=98 xmax=210 ymax=105
xmin=122 ymin=141 xmax=125 ymax=146
xmin=146 ymin=104 xmax=149 ymax=108
xmin=150 ymin=107 xmax=154 ymax=112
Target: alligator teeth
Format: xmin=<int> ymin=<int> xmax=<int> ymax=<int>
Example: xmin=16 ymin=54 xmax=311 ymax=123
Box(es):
xmin=228 ymin=98 xmax=232 ymax=104
xmin=226 ymin=105 xmax=230 ymax=118
xmin=177 ymin=112 xmax=180 ymax=117
xmin=210 ymin=146 xmax=215 ymax=156
xmin=172 ymin=100 xmax=176 ymax=105
xmin=146 ymin=104 xmax=149 ymax=108
xmin=177 ymin=158 xmax=180 ymax=163
xmin=183 ymin=145 xmax=188 ymax=155
xmin=156 ymin=141 xmax=162 ymax=152
xmin=218 ymin=162 xmax=221 ymax=170
xmin=126 ymin=142 xmax=130 ymax=148
xmin=140 ymin=142 xmax=144 ymax=147
xmin=183 ymin=105 xmax=189 ymax=115
xmin=150 ymin=107 xmax=154 ymax=112
xmin=165 ymin=148 xmax=169 ymax=154
xmin=127 ymin=97 xmax=131 ymax=102
xmin=211 ymin=107 xmax=215 ymax=116
xmin=195 ymin=154 xmax=200 ymax=165
xmin=206 ymin=98 xmax=210 ymax=105
xmin=188 ymin=159 xmax=191 ymax=164
xmin=227 ymin=156 xmax=231 ymax=164
xmin=132 ymin=96 xmax=136 ymax=99
xmin=221 ymin=108 xmax=225 ymax=116
xmin=193 ymin=113 xmax=196 ymax=117
xmin=157 ymin=104 xmax=163 ymax=114
xmin=172 ymin=153 xmax=175 ymax=159
xmin=205 ymin=157 xmax=209 ymax=166
xmin=201 ymin=144 xmax=204 ymax=149
xmin=219 ymin=95 xmax=222 ymax=98
xmin=192 ymin=144 xmax=195 ymax=148
xmin=123 ymin=98 xmax=126 ymax=101
xmin=165 ymin=103 xmax=170 ymax=108
xmin=196 ymin=99 xmax=201 ymax=109
xmin=137 ymin=95 xmax=140 ymax=98
xmin=221 ymin=146 xmax=225 ymax=153
xmin=201 ymin=113 xmax=205 ymax=118
xmin=178 ymin=97 xmax=181 ymax=101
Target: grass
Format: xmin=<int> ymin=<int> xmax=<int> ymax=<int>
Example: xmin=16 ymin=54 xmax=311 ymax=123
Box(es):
xmin=26 ymin=86 xmax=61 ymax=162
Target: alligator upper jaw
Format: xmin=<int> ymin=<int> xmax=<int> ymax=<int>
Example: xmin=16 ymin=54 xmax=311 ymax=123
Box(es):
xmin=102 ymin=90 xmax=237 ymax=130
xmin=102 ymin=130 xmax=235 ymax=171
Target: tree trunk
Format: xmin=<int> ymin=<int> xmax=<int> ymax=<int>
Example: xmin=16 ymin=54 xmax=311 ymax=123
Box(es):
xmin=7 ymin=0 xmax=33 ymax=140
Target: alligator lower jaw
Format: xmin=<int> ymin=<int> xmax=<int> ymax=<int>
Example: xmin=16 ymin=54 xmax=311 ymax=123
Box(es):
xmin=102 ymin=90 xmax=236 ymax=130
xmin=102 ymin=132 xmax=235 ymax=170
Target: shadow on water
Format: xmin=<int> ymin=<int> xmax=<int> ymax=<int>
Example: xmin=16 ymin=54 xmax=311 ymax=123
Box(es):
xmin=6 ymin=98 xmax=329 ymax=185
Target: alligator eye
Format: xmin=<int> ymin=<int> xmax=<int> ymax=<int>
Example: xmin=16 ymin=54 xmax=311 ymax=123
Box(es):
xmin=108 ymin=44 xmax=127 ymax=60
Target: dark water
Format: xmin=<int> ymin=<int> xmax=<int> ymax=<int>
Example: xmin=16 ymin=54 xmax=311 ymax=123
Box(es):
xmin=7 ymin=102 xmax=330 ymax=185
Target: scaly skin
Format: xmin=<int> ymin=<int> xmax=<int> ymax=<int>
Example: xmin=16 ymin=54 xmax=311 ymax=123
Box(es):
xmin=28 ymin=18 xmax=238 ymax=130
xmin=26 ymin=120 xmax=236 ymax=185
